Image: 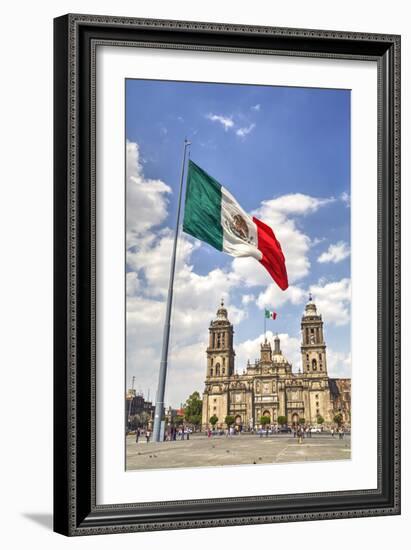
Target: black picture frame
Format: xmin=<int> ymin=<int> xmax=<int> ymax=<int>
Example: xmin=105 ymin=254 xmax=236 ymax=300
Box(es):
xmin=53 ymin=13 xmax=401 ymax=536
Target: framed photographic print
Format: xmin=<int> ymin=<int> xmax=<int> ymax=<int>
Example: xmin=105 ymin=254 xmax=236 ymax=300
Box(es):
xmin=53 ymin=14 xmax=400 ymax=536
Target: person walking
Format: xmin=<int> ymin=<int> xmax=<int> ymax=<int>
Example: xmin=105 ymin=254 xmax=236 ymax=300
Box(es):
xmin=135 ymin=428 xmax=140 ymax=444
xmin=331 ymin=428 xmax=334 ymax=438
xmin=297 ymin=427 xmax=303 ymax=444
xmin=145 ymin=429 xmax=151 ymax=443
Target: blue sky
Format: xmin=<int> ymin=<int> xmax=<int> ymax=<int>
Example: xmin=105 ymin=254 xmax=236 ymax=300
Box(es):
xmin=125 ymin=79 xmax=351 ymax=407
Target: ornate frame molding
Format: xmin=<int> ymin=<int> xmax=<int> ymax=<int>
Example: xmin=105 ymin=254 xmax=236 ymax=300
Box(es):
xmin=54 ymin=14 xmax=400 ymax=536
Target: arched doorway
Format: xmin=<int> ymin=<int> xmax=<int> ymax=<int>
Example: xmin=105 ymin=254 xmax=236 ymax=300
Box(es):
xmin=235 ymin=415 xmax=242 ymax=432
xmin=292 ymin=413 xmax=299 ymax=427
xmin=262 ymin=410 xmax=271 ymax=429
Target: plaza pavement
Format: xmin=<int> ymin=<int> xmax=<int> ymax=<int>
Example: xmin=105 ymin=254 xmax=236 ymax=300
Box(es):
xmin=126 ymin=433 xmax=351 ymax=470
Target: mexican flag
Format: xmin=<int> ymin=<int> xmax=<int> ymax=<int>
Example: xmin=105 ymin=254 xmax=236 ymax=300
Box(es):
xmin=183 ymin=160 xmax=288 ymax=290
xmin=265 ymin=309 xmax=277 ymax=320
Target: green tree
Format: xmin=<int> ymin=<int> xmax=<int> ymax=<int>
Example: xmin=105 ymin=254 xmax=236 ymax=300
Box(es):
xmin=277 ymin=416 xmax=287 ymax=426
xmin=131 ymin=414 xmax=141 ymax=430
xmin=298 ymin=418 xmax=306 ymax=425
xmin=183 ymin=391 xmax=203 ymax=429
xmin=316 ymin=415 xmax=325 ymax=425
xmin=333 ymin=413 xmax=343 ymax=427
xmin=260 ymin=415 xmax=271 ymax=428
xmin=132 ymin=412 xmax=150 ymax=429
xmin=209 ymin=415 xmax=218 ymax=428
xmin=225 ymin=415 xmax=235 ymax=428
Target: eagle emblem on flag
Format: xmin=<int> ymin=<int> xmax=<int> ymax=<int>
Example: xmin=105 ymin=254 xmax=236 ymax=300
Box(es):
xmin=228 ymin=214 xmax=254 ymax=243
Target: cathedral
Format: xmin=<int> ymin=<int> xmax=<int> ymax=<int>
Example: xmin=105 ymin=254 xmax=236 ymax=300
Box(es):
xmin=201 ymin=297 xmax=351 ymax=430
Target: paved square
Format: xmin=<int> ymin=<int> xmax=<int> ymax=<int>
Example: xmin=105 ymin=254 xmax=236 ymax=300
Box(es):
xmin=126 ymin=433 xmax=351 ymax=470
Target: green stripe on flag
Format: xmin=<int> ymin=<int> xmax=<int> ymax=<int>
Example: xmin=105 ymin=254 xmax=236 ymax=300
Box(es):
xmin=183 ymin=160 xmax=224 ymax=251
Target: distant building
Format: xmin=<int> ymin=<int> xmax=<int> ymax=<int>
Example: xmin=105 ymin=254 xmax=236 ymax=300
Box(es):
xmin=328 ymin=378 xmax=351 ymax=425
xmin=202 ymin=298 xmax=351 ymax=430
xmin=125 ymin=392 xmax=154 ymax=428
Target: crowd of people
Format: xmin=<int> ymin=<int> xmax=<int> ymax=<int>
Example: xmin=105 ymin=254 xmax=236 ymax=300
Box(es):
xmin=133 ymin=424 xmax=347 ymax=444
xmin=292 ymin=425 xmax=346 ymax=443
xmin=134 ymin=426 xmax=193 ymax=443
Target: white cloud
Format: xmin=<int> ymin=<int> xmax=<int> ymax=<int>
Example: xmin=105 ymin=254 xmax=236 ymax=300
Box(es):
xmin=206 ymin=113 xmax=234 ymax=131
xmin=340 ymin=191 xmax=350 ymax=207
xmin=311 ymin=237 xmax=326 ymax=247
xmin=251 ymin=104 xmax=261 ymax=111
xmin=127 ymin=229 xmax=197 ymax=298
xmin=318 ymin=241 xmax=350 ymax=264
xmin=165 ymin=341 xmax=208 ymax=405
xmin=256 ymin=284 xmax=305 ymax=310
xmin=236 ymin=123 xmax=256 ymax=139
xmin=242 ymin=294 xmax=255 ymax=305
xmin=126 ymin=271 xmax=140 ymax=296
xmin=126 ymin=226 xmax=247 ymax=405
xmin=258 ymin=193 xmax=335 ymax=217
xmin=126 ymin=140 xmax=171 ymax=248
xmin=206 ymin=113 xmax=257 ymax=139
xmin=309 ymin=278 xmax=351 ymax=326
xmin=327 ymin=349 xmax=351 ymax=377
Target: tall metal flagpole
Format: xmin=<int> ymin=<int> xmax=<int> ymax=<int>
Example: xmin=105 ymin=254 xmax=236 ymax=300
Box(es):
xmin=152 ymin=139 xmax=191 ymax=442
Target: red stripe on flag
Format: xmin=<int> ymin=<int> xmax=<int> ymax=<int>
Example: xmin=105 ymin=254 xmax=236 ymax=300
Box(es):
xmin=253 ymin=216 xmax=288 ymax=291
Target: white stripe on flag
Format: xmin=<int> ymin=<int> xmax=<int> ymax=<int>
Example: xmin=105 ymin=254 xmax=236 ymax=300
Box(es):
xmin=220 ymin=186 xmax=262 ymax=260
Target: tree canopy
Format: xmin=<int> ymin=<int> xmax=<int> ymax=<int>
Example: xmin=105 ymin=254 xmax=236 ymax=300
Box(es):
xmin=260 ymin=415 xmax=271 ymax=427
xmin=225 ymin=415 xmax=235 ymax=427
xmin=183 ymin=391 xmax=203 ymax=428
xmin=209 ymin=414 xmax=218 ymax=427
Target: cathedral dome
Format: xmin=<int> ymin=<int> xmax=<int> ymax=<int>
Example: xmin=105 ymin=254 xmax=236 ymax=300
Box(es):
xmin=303 ymin=293 xmax=318 ymax=316
xmin=216 ymin=298 xmax=228 ymax=320
xmin=272 ymin=353 xmax=287 ymax=364
xmin=272 ymin=334 xmax=289 ymax=364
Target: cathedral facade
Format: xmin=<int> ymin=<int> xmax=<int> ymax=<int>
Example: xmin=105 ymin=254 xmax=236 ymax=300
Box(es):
xmin=201 ymin=298 xmax=351 ymax=430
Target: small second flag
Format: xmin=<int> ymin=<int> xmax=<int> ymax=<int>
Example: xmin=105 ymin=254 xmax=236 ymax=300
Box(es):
xmin=265 ymin=309 xmax=277 ymax=320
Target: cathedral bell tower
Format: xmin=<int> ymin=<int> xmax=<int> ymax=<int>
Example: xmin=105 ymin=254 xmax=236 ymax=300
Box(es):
xmin=301 ymin=294 xmax=328 ymax=375
xmin=206 ymin=299 xmax=235 ymax=378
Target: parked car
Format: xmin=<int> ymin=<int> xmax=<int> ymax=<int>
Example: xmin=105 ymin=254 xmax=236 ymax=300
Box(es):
xmin=310 ymin=427 xmax=322 ymax=433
